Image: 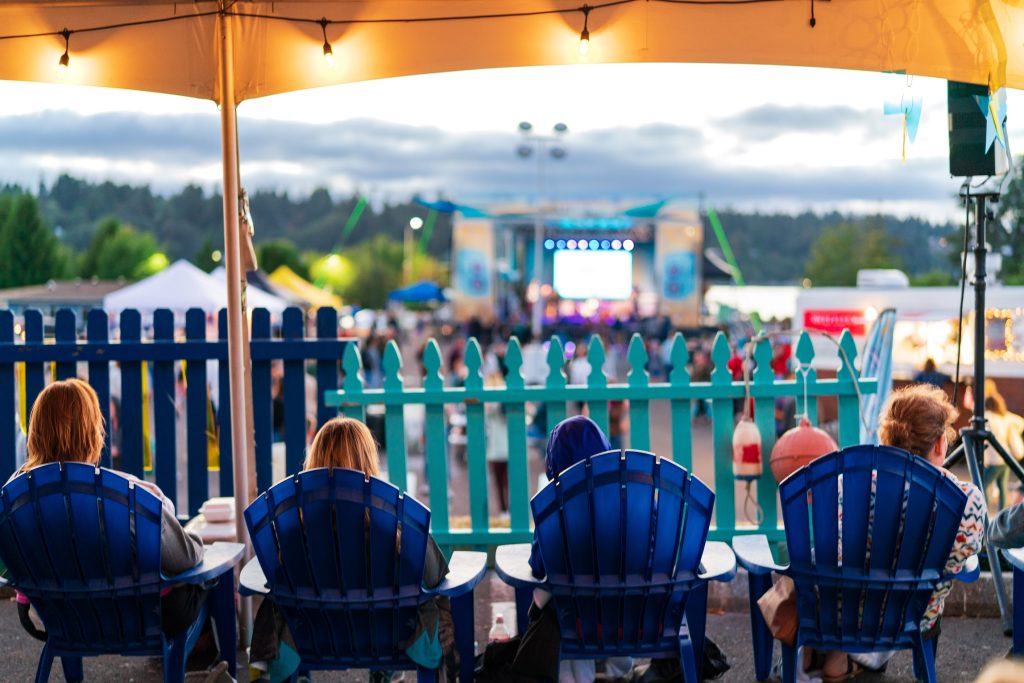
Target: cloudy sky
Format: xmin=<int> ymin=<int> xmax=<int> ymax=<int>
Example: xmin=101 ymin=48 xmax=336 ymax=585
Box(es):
xmin=2 ymin=63 xmax=1022 ymax=223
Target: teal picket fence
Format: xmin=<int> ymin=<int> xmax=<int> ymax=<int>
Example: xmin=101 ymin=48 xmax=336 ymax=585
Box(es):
xmin=327 ymin=329 xmax=877 ymax=549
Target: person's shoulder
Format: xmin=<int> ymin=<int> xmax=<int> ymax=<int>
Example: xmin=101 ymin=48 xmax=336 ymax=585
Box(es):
xmin=957 ymin=479 xmax=985 ymax=508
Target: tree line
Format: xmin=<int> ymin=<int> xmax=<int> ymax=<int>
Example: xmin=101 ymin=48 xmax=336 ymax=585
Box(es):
xmin=3 ymin=173 xmax=1016 ymax=306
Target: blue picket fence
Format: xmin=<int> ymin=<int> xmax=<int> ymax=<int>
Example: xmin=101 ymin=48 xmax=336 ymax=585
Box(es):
xmin=0 ymin=306 xmax=347 ymax=517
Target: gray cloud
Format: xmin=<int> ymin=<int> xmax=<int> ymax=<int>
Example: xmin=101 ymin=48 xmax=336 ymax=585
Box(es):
xmin=718 ymin=104 xmax=892 ymax=142
xmin=0 ymin=109 xmax=957 ymax=219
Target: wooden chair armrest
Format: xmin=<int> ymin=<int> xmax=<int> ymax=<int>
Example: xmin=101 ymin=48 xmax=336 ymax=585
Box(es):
xmin=494 ymin=543 xmax=545 ymax=589
xmin=698 ymin=541 xmax=737 ymax=582
xmin=162 ymin=542 xmax=244 ymax=586
xmin=428 ymin=551 xmax=488 ymax=599
xmin=733 ymin=535 xmax=788 ymax=576
xmin=238 ymin=556 xmax=270 ymax=596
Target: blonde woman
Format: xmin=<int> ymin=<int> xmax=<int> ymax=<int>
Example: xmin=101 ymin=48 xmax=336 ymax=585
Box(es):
xmin=816 ymin=384 xmax=985 ymax=682
xmin=250 ymin=418 xmax=455 ymax=683
xmin=12 ymin=378 xmax=205 ymax=637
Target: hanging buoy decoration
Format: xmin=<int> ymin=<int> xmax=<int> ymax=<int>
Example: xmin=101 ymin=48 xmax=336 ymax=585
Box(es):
xmin=770 ymin=416 xmax=838 ymax=482
xmin=732 ymin=417 xmax=763 ymax=480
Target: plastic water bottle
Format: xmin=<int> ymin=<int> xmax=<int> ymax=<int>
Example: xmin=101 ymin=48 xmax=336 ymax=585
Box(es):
xmin=488 ymin=614 xmax=510 ymax=642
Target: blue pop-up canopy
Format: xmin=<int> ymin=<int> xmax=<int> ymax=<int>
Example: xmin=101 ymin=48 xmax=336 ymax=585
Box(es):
xmin=388 ymin=281 xmax=447 ymax=303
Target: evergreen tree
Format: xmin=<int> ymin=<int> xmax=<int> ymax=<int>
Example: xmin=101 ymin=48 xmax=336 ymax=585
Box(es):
xmin=992 ymin=167 xmax=1024 ymax=285
xmin=79 ymin=217 xmax=160 ymax=281
xmin=803 ymin=220 xmax=902 ymax=286
xmin=0 ymin=194 xmax=67 ymax=288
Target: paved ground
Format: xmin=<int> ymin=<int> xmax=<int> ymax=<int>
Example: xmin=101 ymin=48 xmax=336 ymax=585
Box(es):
xmin=2 ymin=572 xmax=1011 ymax=682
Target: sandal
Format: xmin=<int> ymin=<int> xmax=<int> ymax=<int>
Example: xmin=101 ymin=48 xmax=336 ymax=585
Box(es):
xmin=822 ymin=657 xmax=864 ymax=683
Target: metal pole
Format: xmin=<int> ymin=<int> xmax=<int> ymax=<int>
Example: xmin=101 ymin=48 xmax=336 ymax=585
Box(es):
xmin=964 ymin=192 xmax=1012 ymax=632
xmin=972 ymin=195 xmax=987 ymax=433
xmin=531 ymin=139 xmax=544 ymax=340
xmin=217 ymin=6 xmax=253 ymax=642
xmin=405 ymin=224 xmax=412 ymax=285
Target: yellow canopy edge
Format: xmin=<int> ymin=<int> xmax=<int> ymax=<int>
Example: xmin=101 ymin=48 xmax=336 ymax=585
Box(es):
xmin=0 ymin=0 xmax=1020 ymax=102
xmin=269 ymin=265 xmax=343 ymax=310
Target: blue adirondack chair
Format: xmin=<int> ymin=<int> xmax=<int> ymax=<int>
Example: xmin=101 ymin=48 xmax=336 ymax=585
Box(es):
xmin=0 ymin=462 xmax=244 ymax=683
xmin=1002 ymin=547 xmax=1024 ymax=655
xmin=734 ymin=445 xmax=981 ymax=683
xmin=239 ymin=468 xmax=487 ymax=683
xmin=494 ymin=450 xmax=736 ymax=683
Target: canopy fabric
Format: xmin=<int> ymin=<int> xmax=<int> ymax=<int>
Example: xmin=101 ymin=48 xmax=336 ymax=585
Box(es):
xmin=104 ymin=259 xmax=289 ymax=314
xmin=415 ymin=198 xmax=489 ymax=217
xmin=1 ymin=0 xmax=1021 ymax=102
xmin=268 ymin=265 xmax=342 ymax=309
xmin=389 ymin=280 xmax=446 ymax=303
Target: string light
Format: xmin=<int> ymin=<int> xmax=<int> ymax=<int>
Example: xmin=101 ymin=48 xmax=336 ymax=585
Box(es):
xmin=57 ymin=28 xmax=70 ymax=71
xmin=578 ymin=5 xmax=591 ymax=59
xmin=0 ymin=0 xmax=825 ymax=75
xmin=319 ymin=18 xmax=334 ymax=64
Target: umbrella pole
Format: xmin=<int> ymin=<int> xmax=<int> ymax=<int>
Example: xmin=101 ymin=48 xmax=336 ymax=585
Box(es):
xmin=218 ymin=7 xmax=254 ymax=643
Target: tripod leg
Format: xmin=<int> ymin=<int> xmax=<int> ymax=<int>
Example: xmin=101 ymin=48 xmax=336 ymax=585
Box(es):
xmin=964 ymin=436 xmax=1013 ymax=633
xmin=985 ymin=434 xmax=1024 ymax=484
xmin=943 ymin=442 xmax=965 ymax=470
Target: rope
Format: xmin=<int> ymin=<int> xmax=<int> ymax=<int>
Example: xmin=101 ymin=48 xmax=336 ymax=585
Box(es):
xmin=740 ymin=329 xmax=871 ymax=434
xmin=743 ymin=480 xmax=764 ymax=525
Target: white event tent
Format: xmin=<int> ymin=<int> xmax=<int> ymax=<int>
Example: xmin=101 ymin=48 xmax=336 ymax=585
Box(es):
xmin=104 ymin=259 xmax=288 ymax=315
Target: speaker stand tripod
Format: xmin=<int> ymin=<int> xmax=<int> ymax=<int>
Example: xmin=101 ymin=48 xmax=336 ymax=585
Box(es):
xmin=943 ymin=189 xmax=1024 ymax=634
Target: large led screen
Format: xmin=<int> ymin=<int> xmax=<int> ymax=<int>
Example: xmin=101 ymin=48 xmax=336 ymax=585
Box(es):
xmin=553 ymin=250 xmax=633 ymax=300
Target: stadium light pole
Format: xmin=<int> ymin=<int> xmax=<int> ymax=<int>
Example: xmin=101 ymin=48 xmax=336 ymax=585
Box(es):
xmin=406 ymin=215 xmax=423 ymax=284
xmin=517 ymin=121 xmax=568 ymax=340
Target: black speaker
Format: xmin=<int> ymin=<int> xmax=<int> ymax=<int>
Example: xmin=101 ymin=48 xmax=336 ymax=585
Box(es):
xmin=948 ymin=80 xmax=1008 ymax=177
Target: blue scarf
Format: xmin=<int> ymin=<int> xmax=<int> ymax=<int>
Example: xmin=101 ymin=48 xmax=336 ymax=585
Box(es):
xmin=545 ymin=415 xmax=612 ymax=481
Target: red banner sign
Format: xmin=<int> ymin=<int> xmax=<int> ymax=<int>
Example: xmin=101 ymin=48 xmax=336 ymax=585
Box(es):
xmin=802 ymin=309 xmax=867 ymax=336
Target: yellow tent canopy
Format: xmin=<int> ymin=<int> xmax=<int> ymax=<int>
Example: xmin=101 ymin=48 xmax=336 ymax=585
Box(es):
xmin=268 ymin=265 xmax=343 ymax=310
xmin=1 ymin=0 xmax=1021 ymax=101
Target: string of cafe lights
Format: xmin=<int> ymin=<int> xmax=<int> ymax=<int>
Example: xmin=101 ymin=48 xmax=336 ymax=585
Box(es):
xmin=0 ymin=0 xmax=825 ymax=72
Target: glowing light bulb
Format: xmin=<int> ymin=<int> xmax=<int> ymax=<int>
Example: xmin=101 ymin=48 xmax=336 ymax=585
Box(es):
xmin=57 ymin=28 xmax=71 ymax=75
xmin=319 ymin=18 xmax=334 ymax=66
xmin=578 ymin=29 xmax=590 ymax=58
xmin=578 ymin=6 xmax=591 ymax=61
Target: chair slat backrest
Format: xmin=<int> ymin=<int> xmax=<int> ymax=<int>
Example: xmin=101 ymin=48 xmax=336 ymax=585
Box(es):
xmin=0 ymin=462 xmax=165 ymax=653
xmin=778 ymin=445 xmax=968 ymax=650
xmin=245 ymin=468 xmax=431 ymax=667
xmin=531 ymin=450 xmax=714 ymax=654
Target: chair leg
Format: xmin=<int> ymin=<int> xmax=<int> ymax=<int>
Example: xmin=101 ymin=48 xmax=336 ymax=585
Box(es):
xmin=34 ymin=642 xmax=55 ymax=683
xmin=60 ymin=656 xmax=83 ymax=682
xmin=513 ymin=585 xmax=533 ymax=637
xmin=163 ymin=632 xmax=190 ymax=683
xmin=450 ymin=592 xmax=475 ymax=683
xmin=747 ymin=572 xmax=775 ymax=681
xmin=912 ymin=636 xmax=937 ymax=683
xmin=1014 ymin=565 xmax=1024 ymax=656
xmin=209 ymin=572 xmax=238 ymax=677
xmin=417 ymin=665 xmax=439 ymax=683
xmin=684 ymin=584 xmax=708 ymax=683
xmin=781 ymin=642 xmax=797 ymax=683
xmin=677 ymin=634 xmax=699 ymax=683
xmin=911 ymin=636 xmax=927 ymax=683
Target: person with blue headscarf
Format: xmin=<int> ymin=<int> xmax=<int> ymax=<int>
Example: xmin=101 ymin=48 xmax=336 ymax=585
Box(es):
xmin=528 ymin=416 xmax=634 ymax=683
xmin=528 ymin=415 xmax=612 ymax=578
